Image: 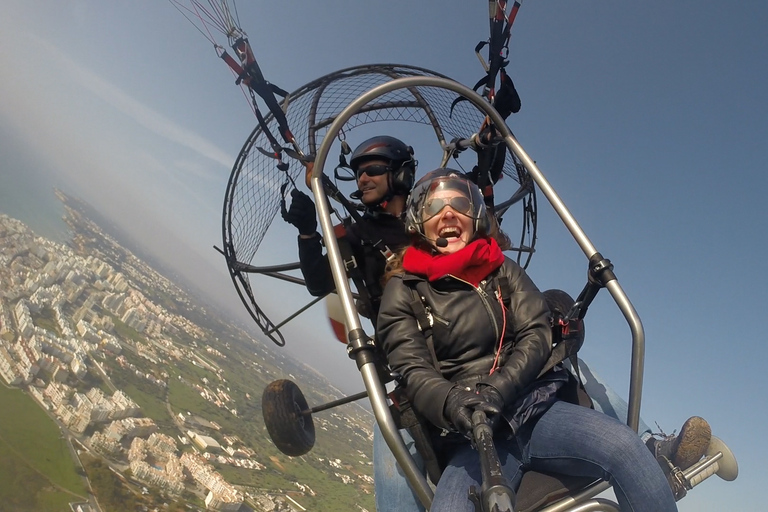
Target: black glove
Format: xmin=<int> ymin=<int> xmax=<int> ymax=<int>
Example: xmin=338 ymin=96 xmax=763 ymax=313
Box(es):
xmin=493 ymin=69 xmax=521 ymax=119
xmin=476 ymin=383 xmax=506 ymax=430
xmin=477 ymin=384 xmax=505 ymax=411
xmin=444 ymin=387 xmax=501 ymax=437
xmin=281 ymin=189 xmax=317 ymax=236
xmin=475 ymin=126 xmax=506 ymax=186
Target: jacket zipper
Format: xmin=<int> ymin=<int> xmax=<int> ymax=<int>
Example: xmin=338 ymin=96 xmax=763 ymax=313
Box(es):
xmin=448 ymin=276 xmax=500 ymax=343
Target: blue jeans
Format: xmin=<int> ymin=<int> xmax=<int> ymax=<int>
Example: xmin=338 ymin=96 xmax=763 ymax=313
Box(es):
xmin=571 ymin=358 xmax=653 ymax=442
xmin=374 ymin=360 xmax=657 ymax=511
xmin=431 ymin=401 xmax=676 ymax=512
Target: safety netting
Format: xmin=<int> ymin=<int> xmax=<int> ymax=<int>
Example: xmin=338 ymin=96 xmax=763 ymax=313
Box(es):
xmin=221 ymin=64 xmax=536 ymax=342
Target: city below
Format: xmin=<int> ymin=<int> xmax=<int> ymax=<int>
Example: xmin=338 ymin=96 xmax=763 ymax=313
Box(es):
xmin=0 ymin=191 xmax=376 ymax=512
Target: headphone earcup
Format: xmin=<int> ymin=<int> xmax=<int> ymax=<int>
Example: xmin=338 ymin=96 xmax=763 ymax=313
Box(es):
xmin=404 ymin=209 xmax=421 ymax=236
xmin=476 ymin=206 xmax=491 ymax=236
xmin=392 ymin=165 xmax=415 ymax=195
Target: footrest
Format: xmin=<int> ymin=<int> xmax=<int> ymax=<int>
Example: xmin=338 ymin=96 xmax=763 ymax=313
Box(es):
xmin=682 ymin=434 xmax=739 ymax=491
xmin=706 ymin=435 xmax=738 ymax=481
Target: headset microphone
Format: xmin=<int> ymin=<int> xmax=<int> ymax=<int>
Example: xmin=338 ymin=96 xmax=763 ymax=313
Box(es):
xmin=414 ymin=230 xmax=449 ymax=249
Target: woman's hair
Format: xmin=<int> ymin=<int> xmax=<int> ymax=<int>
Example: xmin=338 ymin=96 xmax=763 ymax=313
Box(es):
xmin=382 ymin=210 xmax=512 ymax=285
xmin=488 ymin=211 xmax=513 ymax=251
xmin=382 ymin=246 xmax=409 ymax=285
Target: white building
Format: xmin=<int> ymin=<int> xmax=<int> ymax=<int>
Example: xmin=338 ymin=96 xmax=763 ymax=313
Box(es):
xmin=0 ymin=346 xmax=22 ymax=386
xmin=70 ymin=356 xmax=87 ymax=379
xmin=204 ymin=490 xmax=243 ymax=512
xmin=192 ymin=433 xmax=222 ymax=453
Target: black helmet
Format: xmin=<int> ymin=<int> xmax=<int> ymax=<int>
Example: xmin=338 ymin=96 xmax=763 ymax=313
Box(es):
xmin=405 ymin=168 xmax=489 ymax=242
xmin=349 ymin=136 xmax=416 ymax=196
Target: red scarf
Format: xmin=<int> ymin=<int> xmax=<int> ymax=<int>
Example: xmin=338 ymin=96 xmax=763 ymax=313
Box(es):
xmin=403 ymin=238 xmax=505 ymax=286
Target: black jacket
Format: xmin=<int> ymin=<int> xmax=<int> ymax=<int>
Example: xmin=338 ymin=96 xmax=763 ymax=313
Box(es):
xmin=376 ymin=258 xmax=552 ymax=431
xmin=298 ymin=211 xmax=410 ymax=316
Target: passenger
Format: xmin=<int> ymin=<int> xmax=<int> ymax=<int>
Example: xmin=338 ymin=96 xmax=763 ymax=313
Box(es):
xmin=376 ymin=169 xmax=679 ymax=511
xmin=282 ymin=138 xmax=709 ymax=510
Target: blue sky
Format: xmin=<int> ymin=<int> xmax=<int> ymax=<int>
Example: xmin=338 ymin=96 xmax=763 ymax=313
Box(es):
xmin=1 ymin=2 xmax=766 ymax=509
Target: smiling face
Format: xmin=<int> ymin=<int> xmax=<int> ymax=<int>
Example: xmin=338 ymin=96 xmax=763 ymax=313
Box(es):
xmin=422 ymin=189 xmax=475 ymax=254
xmin=355 ymin=159 xmax=391 ymax=206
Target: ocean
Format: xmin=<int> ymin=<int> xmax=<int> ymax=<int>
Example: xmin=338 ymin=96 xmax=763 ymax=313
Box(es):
xmin=0 ymin=123 xmax=70 ymax=242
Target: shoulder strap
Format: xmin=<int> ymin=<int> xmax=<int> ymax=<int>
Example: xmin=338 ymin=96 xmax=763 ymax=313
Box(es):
xmin=389 ymin=387 xmax=444 ymax=484
xmin=395 ymin=282 xmax=446 ymax=483
xmin=495 ymin=273 xmax=513 ymax=307
xmin=537 ymin=318 xmax=585 ymax=378
xmin=350 ymin=214 xmax=398 ymax=263
xmin=335 ymin=222 xmax=379 ymax=327
xmin=404 ymin=279 xmax=440 ymax=372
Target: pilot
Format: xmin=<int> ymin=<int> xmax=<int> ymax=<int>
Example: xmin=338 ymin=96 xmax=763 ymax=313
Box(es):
xmin=282 ymin=135 xmax=416 ymax=322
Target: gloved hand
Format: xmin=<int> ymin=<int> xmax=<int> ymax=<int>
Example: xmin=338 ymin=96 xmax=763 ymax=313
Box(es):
xmin=477 ymin=383 xmax=505 ymax=411
xmin=281 ymin=189 xmax=317 ymax=236
xmin=475 ymin=131 xmax=506 ymax=185
xmin=476 ymin=383 xmax=506 ymax=430
xmin=444 ymin=387 xmax=501 ymax=437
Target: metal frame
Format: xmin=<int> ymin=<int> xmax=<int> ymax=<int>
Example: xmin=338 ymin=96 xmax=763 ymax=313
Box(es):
xmin=221 ymin=63 xmax=538 ymax=350
xmin=311 ymin=76 xmax=646 ymax=509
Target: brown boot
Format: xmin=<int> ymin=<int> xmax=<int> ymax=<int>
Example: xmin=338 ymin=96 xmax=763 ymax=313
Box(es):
xmin=672 ymin=416 xmax=712 ymax=469
xmin=647 ymin=416 xmax=712 ymax=469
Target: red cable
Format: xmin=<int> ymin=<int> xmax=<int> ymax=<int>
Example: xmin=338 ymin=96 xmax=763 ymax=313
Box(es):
xmin=489 ymin=285 xmax=507 ymax=375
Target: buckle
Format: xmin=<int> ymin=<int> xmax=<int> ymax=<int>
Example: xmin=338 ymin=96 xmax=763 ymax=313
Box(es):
xmin=343 ymin=256 xmax=358 ymax=271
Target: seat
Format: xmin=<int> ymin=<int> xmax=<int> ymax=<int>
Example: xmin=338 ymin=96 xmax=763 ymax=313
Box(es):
xmin=516 ymin=472 xmax=602 ymax=512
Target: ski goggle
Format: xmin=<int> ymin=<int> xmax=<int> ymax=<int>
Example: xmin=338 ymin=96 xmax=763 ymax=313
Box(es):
xmin=355 ymin=163 xmax=392 ymax=180
xmin=422 ymin=195 xmax=472 ymax=220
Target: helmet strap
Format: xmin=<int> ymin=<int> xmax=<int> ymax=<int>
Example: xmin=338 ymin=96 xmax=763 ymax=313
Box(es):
xmin=381 ymin=172 xmax=397 ymax=204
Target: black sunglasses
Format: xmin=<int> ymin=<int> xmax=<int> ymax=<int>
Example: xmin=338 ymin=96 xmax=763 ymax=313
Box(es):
xmin=423 ymin=195 xmax=472 ymax=219
xmin=355 ymin=163 xmax=392 ymax=180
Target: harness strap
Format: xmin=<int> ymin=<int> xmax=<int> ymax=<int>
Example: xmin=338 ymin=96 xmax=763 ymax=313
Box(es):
xmin=384 ymin=279 xmax=445 ymax=482
xmin=495 ymin=274 xmax=513 ymax=307
xmin=335 ymin=222 xmax=378 ymax=329
xmin=406 ymin=281 xmax=440 ymax=372
xmin=389 ymin=388 xmax=444 ymax=484
xmin=569 ymin=353 xmax=582 ymax=383
xmin=537 ymin=317 xmax=584 ymax=378
xmin=349 ymin=213 xmax=399 ymax=264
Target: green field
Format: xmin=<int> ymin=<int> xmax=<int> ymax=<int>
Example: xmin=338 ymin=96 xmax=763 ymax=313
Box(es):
xmin=0 ymin=384 xmax=88 ymax=511
xmin=217 ymin=462 xmax=375 ymax=512
xmin=0 ymin=441 xmax=80 ymax=512
xmin=108 ymin=313 xmax=146 ymax=344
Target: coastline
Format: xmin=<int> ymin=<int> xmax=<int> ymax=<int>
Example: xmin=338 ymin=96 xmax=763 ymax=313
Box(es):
xmin=0 ymin=169 xmax=70 ymax=244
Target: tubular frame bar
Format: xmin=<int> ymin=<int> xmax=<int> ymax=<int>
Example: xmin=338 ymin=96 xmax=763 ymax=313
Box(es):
xmin=684 ymin=451 xmax=723 ymax=484
xmin=538 ymin=482 xmax=612 ymax=512
xmin=311 ymin=76 xmax=646 ymax=509
xmin=564 ymin=499 xmax=620 ymax=512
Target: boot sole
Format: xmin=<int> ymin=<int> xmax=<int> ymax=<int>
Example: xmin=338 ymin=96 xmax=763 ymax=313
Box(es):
xmin=673 ymin=416 xmax=712 ymax=469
